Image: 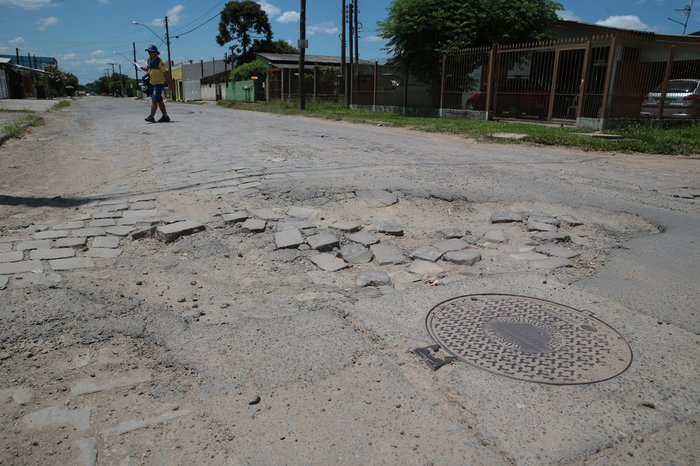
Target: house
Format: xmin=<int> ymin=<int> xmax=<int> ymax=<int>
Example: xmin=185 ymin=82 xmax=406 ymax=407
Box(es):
xmin=173 ymin=59 xmax=229 ymax=101
xmin=0 ymin=58 xmax=49 ymax=99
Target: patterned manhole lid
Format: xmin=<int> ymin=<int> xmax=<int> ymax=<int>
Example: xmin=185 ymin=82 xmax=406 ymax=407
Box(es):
xmin=426 ymin=294 xmax=632 ymax=384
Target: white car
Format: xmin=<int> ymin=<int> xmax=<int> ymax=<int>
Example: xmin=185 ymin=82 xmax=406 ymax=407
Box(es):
xmin=640 ymin=79 xmax=700 ymax=119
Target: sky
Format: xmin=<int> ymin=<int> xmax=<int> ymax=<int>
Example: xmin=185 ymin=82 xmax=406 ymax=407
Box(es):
xmin=0 ymin=0 xmax=698 ymax=84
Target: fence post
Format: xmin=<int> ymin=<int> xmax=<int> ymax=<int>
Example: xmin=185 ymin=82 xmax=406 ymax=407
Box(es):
xmin=403 ymin=69 xmax=409 ymax=115
xmin=485 ymin=45 xmax=497 ymax=120
xmin=657 ymin=46 xmax=676 ymax=120
xmin=576 ymin=41 xmax=593 ymax=121
xmin=439 ymin=54 xmax=447 ymax=117
xmin=373 ymin=61 xmax=378 ymax=111
xmin=599 ymin=35 xmax=617 ymax=125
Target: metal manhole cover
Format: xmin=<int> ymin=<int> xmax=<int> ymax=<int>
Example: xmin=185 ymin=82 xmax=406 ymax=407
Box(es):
xmin=426 ymin=294 xmax=632 ymax=384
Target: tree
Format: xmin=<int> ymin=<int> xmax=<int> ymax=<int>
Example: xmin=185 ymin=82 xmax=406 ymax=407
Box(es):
xmin=216 ymin=1 xmax=273 ymax=65
xmin=379 ymin=0 xmax=561 ymax=85
xmin=231 ymin=60 xmax=268 ymax=82
xmin=42 ymin=63 xmax=67 ymax=97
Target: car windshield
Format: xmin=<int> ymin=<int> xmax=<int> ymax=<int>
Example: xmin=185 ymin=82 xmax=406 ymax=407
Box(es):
xmin=653 ymin=80 xmax=698 ymax=93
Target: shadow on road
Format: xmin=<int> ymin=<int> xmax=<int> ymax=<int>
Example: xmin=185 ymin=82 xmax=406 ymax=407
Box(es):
xmin=0 ymin=195 xmax=102 ymax=208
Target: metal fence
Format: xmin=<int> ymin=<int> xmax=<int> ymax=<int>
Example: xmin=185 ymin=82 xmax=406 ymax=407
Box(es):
xmin=349 ymin=33 xmax=700 ymax=126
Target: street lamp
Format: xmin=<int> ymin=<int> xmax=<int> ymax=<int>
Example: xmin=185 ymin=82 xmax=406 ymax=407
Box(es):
xmin=133 ymin=18 xmax=174 ymax=100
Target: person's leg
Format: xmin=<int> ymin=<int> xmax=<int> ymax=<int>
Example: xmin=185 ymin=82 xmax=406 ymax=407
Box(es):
xmin=157 ymin=100 xmax=167 ymax=116
xmin=145 ymin=86 xmax=161 ymax=122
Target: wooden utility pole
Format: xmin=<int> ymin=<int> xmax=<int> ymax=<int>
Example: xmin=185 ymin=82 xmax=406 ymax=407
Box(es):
xmin=341 ymin=0 xmax=347 ymax=107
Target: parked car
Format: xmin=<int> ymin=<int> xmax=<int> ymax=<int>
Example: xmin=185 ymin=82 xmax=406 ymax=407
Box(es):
xmin=640 ymin=79 xmax=700 ymax=119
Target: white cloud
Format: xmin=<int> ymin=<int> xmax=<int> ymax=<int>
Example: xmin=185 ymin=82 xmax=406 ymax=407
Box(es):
xmin=36 ymin=16 xmax=58 ymax=31
xmin=86 ymin=57 xmax=112 ymax=65
xmin=0 ymin=0 xmax=56 ymax=10
xmin=91 ymin=49 xmax=105 ymax=56
xmin=595 ymin=15 xmax=649 ymax=31
xmin=277 ymin=11 xmax=299 ymax=24
xmin=308 ymin=22 xmax=337 ymax=36
xmin=557 ymin=10 xmax=581 ymax=22
xmin=61 ymin=53 xmax=77 ymax=61
xmin=151 ymin=4 xmax=185 ymax=27
xmin=363 ymin=35 xmax=383 ymax=43
xmin=9 ymin=36 xmax=25 ymax=46
xmin=257 ymin=1 xmax=280 ymax=18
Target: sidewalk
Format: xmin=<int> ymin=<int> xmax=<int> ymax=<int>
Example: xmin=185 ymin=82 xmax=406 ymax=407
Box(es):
xmin=0 ymin=98 xmax=60 ymax=145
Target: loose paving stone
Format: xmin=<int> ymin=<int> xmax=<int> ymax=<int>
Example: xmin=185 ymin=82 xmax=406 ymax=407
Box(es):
xmin=116 ymin=217 xmax=139 ymax=226
xmin=535 ymin=244 xmax=581 ymax=259
xmin=443 ymin=250 xmax=482 ymax=265
xmin=33 ymin=229 xmax=69 ymax=240
xmin=491 ymin=212 xmax=524 ymax=223
xmin=346 ymin=231 xmax=379 ymax=246
xmin=129 ymin=194 xmax=157 ymax=203
xmin=250 ymin=208 xmax=281 ymax=220
xmin=92 ymin=236 xmax=121 ymax=248
xmin=330 ymin=221 xmax=362 ymax=232
xmin=131 ymin=226 xmax=156 ymax=240
xmin=88 ymin=218 xmax=116 ymax=228
xmin=376 ymin=222 xmax=404 ymax=236
xmin=221 ymin=211 xmax=249 ymax=224
xmin=370 ymin=242 xmax=406 ymax=265
xmin=52 ymin=221 xmax=85 ymax=230
xmin=0 ymin=260 xmax=42 ymax=275
xmin=510 ymin=252 xmax=549 ymax=260
xmin=435 ymin=228 xmax=464 ymax=239
xmin=532 ymin=231 xmax=571 ymax=242
xmin=156 ymin=221 xmax=206 ymax=243
xmin=528 ymin=214 xmax=560 ymax=226
xmin=277 ymin=218 xmax=316 ymax=231
xmin=104 ymin=409 xmax=190 ymax=436
xmin=0 ymin=251 xmax=24 ymax=263
xmin=72 ymin=371 xmax=152 ymax=395
xmin=122 ymin=209 xmax=159 ymax=218
xmin=275 ymin=228 xmax=305 ymax=249
xmin=102 ymin=203 xmax=130 ymax=212
xmin=12 ymin=272 xmax=62 ymax=288
xmin=78 ymin=438 xmax=98 ymax=466
xmin=241 ymin=219 xmax=266 ymax=232
xmin=310 ymin=253 xmax=348 ymax=272
xmin=71 ymin=227 xmax=107 ymax=238
xmin=409 ymin=260 xmax=443 ymax=275
xmin=0 ymin=276 xmax=8 ymax=289
xmin=105 ymin=226 xmax=136 ymax=236
xmin=481 ymin=229 xmax=507 ymax=243
xmin=528 ymin=220 xmax=559 ymax=232
xmin=15 ymin=240 xmax=51 ymax=251
xmin=388 ymin=270 xmax=422 ymax=287
xmin=49 ymin=257 xmax=95 ymax=271
xmin=287 ymin=206 xmax=316 ymax=218
xmin=86 ymin=248 xmax=123 ymax=258
xmin=356 ymin=189 xmax=399 ymax=208
xmin=411 ymin=245 xmax=444 ymax=262
xmin=559 ymin=214 xmax=583 ymax=226
xmin=532 ymin=257 xmax=572 ymax=270
xmin=340 ymin=243 xmax=374 ymax=264
xmin=92 ymin=211 xmax=123 ymax=219
xmin=30 ymin=248 xmax=76 ymax=260
xmin=24 ymin=406 xmax=90 ymax=430
xmin=434 ymin=238 xmax=469 ymax=253
xmin=356 ymin=270 xmax=391 ymax=287
xmin=307 ymin=232 xmax=340 ymax=251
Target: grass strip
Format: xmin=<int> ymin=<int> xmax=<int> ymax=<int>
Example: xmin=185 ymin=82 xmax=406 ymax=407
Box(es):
xmin=0 ymin=115 xmax=45 ymax=139
xmin=218 ymin=100 xmax=700 ymax=156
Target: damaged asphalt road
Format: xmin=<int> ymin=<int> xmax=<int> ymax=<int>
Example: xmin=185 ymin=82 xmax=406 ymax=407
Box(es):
xmin=0 ymin=97 xmax=698 ymax=465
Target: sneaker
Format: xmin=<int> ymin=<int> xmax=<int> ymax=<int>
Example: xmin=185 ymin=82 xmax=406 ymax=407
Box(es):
xmin=144 ymin=116 xmax=155 ymax=122
xmin=158 ymin=115 xmax=170 ymax=123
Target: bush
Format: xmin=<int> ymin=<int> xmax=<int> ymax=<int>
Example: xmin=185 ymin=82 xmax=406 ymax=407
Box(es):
xmin=231 ymin=60 xmax=268 ymax=82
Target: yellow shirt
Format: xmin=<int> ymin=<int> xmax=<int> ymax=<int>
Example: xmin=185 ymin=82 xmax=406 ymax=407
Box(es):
xmin=147 ymin=57 xmax=168 ymax=85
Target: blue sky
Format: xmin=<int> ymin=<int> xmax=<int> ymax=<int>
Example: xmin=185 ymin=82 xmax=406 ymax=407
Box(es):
xmin=0 ymin=0 xmax=698 ymax=84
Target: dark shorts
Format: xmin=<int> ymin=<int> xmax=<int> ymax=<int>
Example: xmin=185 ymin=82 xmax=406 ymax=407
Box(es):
xmin=151 ymin=84 xmax=164 ymax=103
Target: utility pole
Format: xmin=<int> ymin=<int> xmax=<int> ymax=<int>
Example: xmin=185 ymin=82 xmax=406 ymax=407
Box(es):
xmin=348 ymin=1 xmax=354 ymax=106
xmin=354 ymin=0 xmax=359 ymax=63
xmin=118 ymin=64 xmax=124 ymax=97
xmin=341 ymin=0 xmax=348 ymax=107
xmin=15 ymin=48 xmax=20 ymax=65
xmin=299 ymin=0 xmax=307 ymax=110
xmin=164 ymin=15 xmax=174 ymax=100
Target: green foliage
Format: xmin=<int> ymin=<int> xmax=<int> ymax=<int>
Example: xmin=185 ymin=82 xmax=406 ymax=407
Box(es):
xmin=1 ymin=115 xmax=44 ymax=139
xmin=52 ymin=100 xmax=71 ymax=110
xmin=379 ymin=0 xmax=561 ymax=85
xmin=231 ymin=60 xmax=268 ymax=82
xmin=216 ymin=1 xmax=273 ymax=63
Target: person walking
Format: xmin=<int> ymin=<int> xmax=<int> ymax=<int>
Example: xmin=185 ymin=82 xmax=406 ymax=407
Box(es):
xmin=140 ymin=45 xmax=170 ymax=123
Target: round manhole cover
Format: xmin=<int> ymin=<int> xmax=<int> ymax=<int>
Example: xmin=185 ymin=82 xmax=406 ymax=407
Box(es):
xmin=426 ymin=294 xmax=632 ymax=384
